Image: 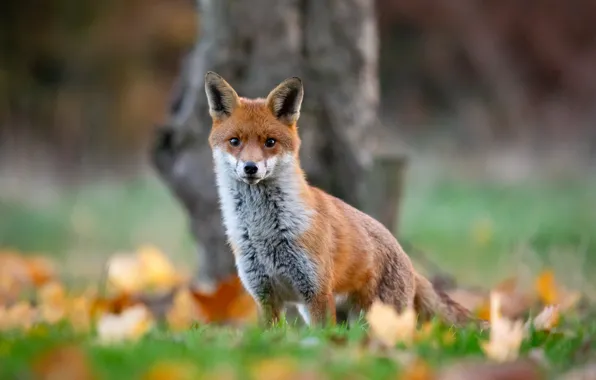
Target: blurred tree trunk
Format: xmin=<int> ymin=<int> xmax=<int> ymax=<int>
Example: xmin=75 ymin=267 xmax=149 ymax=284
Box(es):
xmin=151 ymin=0 xmax=380 ymax=289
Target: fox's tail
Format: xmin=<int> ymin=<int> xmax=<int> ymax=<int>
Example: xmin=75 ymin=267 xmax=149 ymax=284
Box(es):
xmin=414 ymin=272 xmax=488 ymax=328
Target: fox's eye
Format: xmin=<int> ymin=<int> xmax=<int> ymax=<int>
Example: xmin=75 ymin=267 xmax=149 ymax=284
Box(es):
xmin=264 ymin=138 xmax=276 ymax=148
xmin=229 ymin=138 xmax=240 ymax=147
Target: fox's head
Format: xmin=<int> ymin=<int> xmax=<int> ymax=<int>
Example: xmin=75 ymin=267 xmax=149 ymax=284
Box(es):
xmin=206 ymin=72 xmax=303 ymax=185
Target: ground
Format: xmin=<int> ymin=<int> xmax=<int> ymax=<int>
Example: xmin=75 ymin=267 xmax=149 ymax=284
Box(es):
xmin=1 ymin=161 xmax=595 ymax=379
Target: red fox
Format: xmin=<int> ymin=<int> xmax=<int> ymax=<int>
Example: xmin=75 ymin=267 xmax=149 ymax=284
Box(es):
xmin=205 ymin=71 xmax=476 ymax=327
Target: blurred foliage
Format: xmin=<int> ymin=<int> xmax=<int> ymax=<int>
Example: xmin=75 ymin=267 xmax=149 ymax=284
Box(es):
xmin=377 ymin=0 xmax=596 ymax=145
xmin=2 ymin=0 xmax=596 ymax=171
xmin=0 ymin=0 xmax=196 ymax=169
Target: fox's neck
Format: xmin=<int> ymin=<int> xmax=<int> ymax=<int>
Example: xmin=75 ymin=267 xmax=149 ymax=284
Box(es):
xmin=213 ymin=151 xmax=313 ymax=244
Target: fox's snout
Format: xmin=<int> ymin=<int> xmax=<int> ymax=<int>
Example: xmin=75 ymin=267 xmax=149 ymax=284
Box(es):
xmin=243 ymin=161 xmax=258 ymax=175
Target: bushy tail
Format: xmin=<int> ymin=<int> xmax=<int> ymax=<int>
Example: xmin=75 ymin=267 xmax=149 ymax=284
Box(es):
xmin=414 ymin=272 xmax=488 ymax=328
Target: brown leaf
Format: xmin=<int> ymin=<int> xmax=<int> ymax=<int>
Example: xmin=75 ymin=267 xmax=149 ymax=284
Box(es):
xmin=142 ymin=361 xmax=200 ymax=380
xmin=438 ymin=359 xmax=544 ymax=380
xmin=401 ymin=359 xmax=435 ymax=380
xmin=166 ymin=288 xmax=202 ymax=331
xmin=190 ymin=275 xmax=258 ymax=324
xmin=32 ymin=344 xmax=95 ymax=380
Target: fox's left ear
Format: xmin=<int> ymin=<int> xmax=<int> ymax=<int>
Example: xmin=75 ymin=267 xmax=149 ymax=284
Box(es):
xmin=266 ymin=77 xmax=304 ymax=125
xmin=205 ymin=71 xmax=239 ymax=120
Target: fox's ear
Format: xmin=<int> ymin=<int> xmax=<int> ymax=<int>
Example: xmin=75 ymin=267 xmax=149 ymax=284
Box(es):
xmin=204 ymin=71 xmax=239 ymax=120
xmin=266 ymin=77 xmax=304 ymax=125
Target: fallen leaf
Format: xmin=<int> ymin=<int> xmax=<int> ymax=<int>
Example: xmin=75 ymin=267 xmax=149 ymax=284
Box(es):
xmin=250 ymin=358 xmax=299 ymax=380
xmin=190 ymin=275 xmax=258 ymax=324
xmin=91 ymin=293 xmax=137 ymax=318
xmin=166 ymin=288 xmax=202 ymax=331
xmin=535 ymin=270 xmax=581 ymax=311
xmin=481 ymin=292 xmax=525 ymax=362
xmin=477 ymin=277 xmax=534 ymax=321
xmin=438 ymin=359 xmax=543 ymax=380
xmin=527 ymin=305 xmax=560 ymax=332
xmin=365 ymin=299 xmax=416 ymax=348
xmin=25 ymin=256 xmax=56 ymax=286
xmin=535 ymin=270 xmax=558 ymax=305
xmin=107 ymin=246 xmax=186 ymax=294
xmin=107 ymin=253 xmax=145 ymax=293
xmin=32 ymin=344 xmax=95 ymax=380
xmin=97 ymin=304 xmax=154 ymax=343
xmin=38 ymin=281 xmax=68 ymax=324
xmin=0 ymin=301 xmax=36 ymax=331
xmin=142 ymin=361 xmax=200 ymax=380
xmin=137 ymin=245 xmax=184 ymax=291
xmin=401 ymin=358 xmax=435 ymax=380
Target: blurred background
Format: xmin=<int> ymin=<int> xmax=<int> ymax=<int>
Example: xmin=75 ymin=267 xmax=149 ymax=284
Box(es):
xmin=1 ymin=0 xmax=595 ymax=294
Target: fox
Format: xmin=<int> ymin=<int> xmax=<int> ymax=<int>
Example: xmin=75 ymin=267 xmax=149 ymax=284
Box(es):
xmin=205 ymin=71 xmax=478 ymax=328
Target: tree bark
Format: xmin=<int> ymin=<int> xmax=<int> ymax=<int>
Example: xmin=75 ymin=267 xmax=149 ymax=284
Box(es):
xmin=151 ymin=0 xmax=380 ymax=289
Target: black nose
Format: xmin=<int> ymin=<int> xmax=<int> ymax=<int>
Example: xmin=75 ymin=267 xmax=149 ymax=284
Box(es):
xmin=243 ymin=161 xmax=258 ymax=175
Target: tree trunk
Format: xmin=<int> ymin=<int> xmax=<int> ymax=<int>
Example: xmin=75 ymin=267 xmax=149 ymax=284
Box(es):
xmin=151 ymin=0 xmax=380 ymax=289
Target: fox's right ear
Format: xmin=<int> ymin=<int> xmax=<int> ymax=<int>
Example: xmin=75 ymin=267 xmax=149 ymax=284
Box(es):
xmin=204 ymin=71 xmax=239 ymax=120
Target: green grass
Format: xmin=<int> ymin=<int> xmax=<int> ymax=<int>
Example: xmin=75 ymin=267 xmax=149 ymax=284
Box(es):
xmin=1 ymin=317 xmax=595 ymax=380
xmin=1 ymin=172 xmax=596 ymax=378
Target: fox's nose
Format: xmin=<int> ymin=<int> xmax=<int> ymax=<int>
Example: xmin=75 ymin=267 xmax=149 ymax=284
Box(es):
xmin=243 ymin=161 xmax=258 ymax=175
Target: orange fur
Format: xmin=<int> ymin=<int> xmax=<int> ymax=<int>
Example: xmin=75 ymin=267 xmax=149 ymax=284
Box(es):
xmin=206 ymin=72 xmax=479 ymax=328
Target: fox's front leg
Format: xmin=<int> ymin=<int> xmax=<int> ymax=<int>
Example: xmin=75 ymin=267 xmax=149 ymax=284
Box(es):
xmin=258 ymin=299 xmax=282 ymax=327
xmin=307 ymin=292 xmax=336 ymax=327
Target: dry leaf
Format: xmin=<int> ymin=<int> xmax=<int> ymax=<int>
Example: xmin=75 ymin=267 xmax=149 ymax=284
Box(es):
xmin=438 ymin=359 xmax=543 ymax=380
xmin=401 ymin=358 xmax=435 ymax=380
xmin=535 ymin=270 xmax=581 ymax=311
xmin=38 ymin=281 xmax=68 ymax=324
xmin=91 ymin=293 xmax=138 ymax=318
xmin=107 ymin=253 xmax=145 ymax=293
xmin=107 ymin=246 xmax=185 ymax=294
xmin=250 ymin=358 xmax=299 ymax=380
xmin=527 ymin=305 xmax=560 ymax=332
xmin=535 ymin=270 xmax=558 ymax=305
xmin=32 ymin=344 xmax=95 ymax=380
xmin=477 ymin=277 xmax=534 ymax=321
xmin=365 ymin=300 xmax=416 ymax=347
xmin=190 ymin=275 xmax=258 ymax=324
xmin=0 ymin=301 xmax=36 ymax=331
xmin=166 ymin=288 xmax=202 ymax=331
xmin=142 ymin=361 xmax=200 ymax=380
xmin=97 ymin=304 xmax=154 ymax=343
xmin=481 ymin=292 xmax=525 ymax=362
xmin=137 ymin=245 xmax=184 ymax=290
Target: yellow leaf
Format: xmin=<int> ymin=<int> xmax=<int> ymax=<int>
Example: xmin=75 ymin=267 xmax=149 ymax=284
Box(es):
xmin=107 ymin=253 xmax=145 ymax=293
xmin=166 ymin=288 xmax=202 ymax=331
xmin=535 ymin=270 xmax=581 ymax=311
xmin=97 ymin=304 xmax=154 ymax=343
xmin=535 ymin=270 xmax=558 ymax=305
xmin=106 ymin=246 xmax=185 ymax=294
xmin=365 ymin=300 xmax=416 ymax=347
xmin=68 ymin=296 xmax=92 ymax=333
xmin=250 ymin=358 xmax=298 ymax=380
xmin=38 ymin=281 xmax=67 ymax=324
xmin=481 ymin=292 xmax=525 ymax=362
xmin=137 ymin=245 xmax=182 ymax=290
xmin=0 ymin=301 xmax=36 ymax=331
xmin=142 ymin=361 xmax=200 ymax=380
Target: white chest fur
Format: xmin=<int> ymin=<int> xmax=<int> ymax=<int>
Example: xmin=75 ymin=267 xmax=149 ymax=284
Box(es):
xmin=212 ymin=150 xmax=319 ymax=305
